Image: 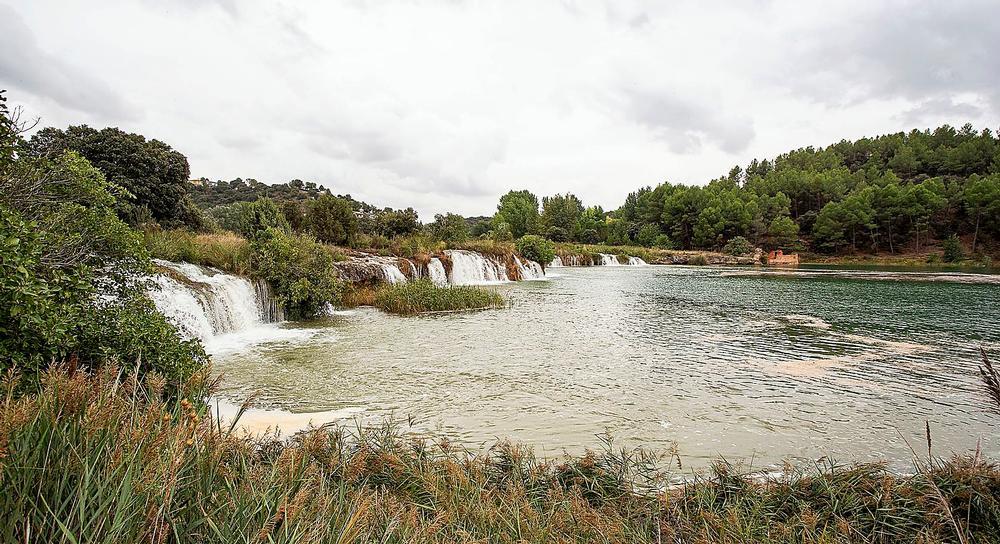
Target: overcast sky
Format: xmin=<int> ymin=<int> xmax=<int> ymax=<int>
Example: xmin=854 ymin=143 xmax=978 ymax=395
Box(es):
xmin=3 ymin=1 xmax=998 ymax=218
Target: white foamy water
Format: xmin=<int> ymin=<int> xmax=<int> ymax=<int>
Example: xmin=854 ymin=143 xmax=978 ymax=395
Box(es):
xmin=381 ymin=263 xmax=408 ymax=284
xmin=427 ymin=258 xmax=448 ymax=286
xmin=599 ymin=253 xmax=621 ymax=266
xmin=150 ymin=260 xmax=290 ymax=354
xmin=445 ymin=250 xmax=510 ymax=285
xmin=628 ymin=256 xmax=648 ymax=266
xmin=513 ymin=255 xmax=546 ymax=280
xmin=549 ymin=255 xmax=563 ymax=267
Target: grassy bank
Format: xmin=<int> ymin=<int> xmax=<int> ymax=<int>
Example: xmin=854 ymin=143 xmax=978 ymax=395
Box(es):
xmin=2 ymin=366 xmax=999 ymax=543
xmin=800 ymin=250 xmax=996 ymax=270
xmin=372 ymin=279 xmax=506 ymax=315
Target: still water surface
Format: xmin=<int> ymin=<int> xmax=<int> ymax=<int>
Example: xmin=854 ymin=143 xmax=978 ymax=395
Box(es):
xmin=214 ymin=265 xmax=1000 ymax=470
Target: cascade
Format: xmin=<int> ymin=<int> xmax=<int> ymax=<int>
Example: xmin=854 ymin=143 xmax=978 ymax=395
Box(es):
xmin=513 ymin=255 xmax=545 ymax=280
xmin=549 ymin=255 xmax=563 ymax=267
xmin=381 ymin=263 xmax=408 ymax=284
xmin=150 ymin=260 xmax=282 ymax=343
xmin=598 ymin=253 xmax=621 ymax=266
xmin=444 ymin=250 xmax=509 ymax=285
xmin=427 ymin=258 xmax=448 ymax=286
xmin=627 ymin=256 xmax=648 ymax=266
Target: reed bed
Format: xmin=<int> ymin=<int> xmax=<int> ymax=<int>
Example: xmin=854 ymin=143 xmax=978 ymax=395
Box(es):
xmin=3 ymin=366 xmax=1000 ymax=543
xmin=372 ymin=279 xmax=506 ymax=315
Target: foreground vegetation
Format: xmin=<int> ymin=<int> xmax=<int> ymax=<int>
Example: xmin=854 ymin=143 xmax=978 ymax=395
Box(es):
xmin=2 ymin=365 xmax=999 ymax=543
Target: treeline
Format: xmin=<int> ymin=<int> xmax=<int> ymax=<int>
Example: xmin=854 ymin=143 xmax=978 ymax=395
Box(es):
xmin=484 ymin=124 xmax=1000 ymax=256
xmin=15 ymin=94 xmax=1000 ymax=258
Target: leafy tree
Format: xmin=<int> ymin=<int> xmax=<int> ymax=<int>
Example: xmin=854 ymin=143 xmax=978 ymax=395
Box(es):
xmin=490 ymin=221 xmax=513 ymax=242
xmin=515 ymin=235 xmax=555 ymax=267
xmin=27 ymin=125 xmax=194 ymax=228
xmin=494 ymin=190 xmax=540 ymax=239
xmin=635 ymin=223 xmax=661 ymax=247
xmin=767 ymin=216 xmax=799 ymax=248
xmin=653 ymin=234 xmax=674 ymax=249
xmin=605 ymin=218 xmax=630 ymax=246
xmin=305 ymin=194 xmax=357 ymax=245
xmin=248 ymin=228 xmax=341 ymax=319
xmin=238 ymin=198 xmax=290 ymax=240
xmin=430 ymin=213 xmax=470 ymax=243
xmin=376 ymin=207 xmax=420 ymax=238
xmin=541 ymin=193 xmax=584 ymax=240
xmin=964 ymin=174 xmax=1000 ymax=253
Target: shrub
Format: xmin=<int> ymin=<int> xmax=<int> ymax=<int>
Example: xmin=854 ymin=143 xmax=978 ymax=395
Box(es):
xmin=516 ymin=235 xmax=556 ymax=266
xmin=722 ymin=236 xmax=754 ymax=256
xmin=689 ymin=254 xmax=708 ymax=266
xmin=249 ymin=228 xmax=342 ymax=319
xmin=210 ymin=198 xmax=289 ymax=241
xmin=490 ymin=221 xmax=513 ymax=242
xmin=373 ymin=280 xmax=505 ymax=315
xmin=943 ymin=234 xmax=964 ymax=262
xmin=305 ymin=194 xmax=357 ymax=245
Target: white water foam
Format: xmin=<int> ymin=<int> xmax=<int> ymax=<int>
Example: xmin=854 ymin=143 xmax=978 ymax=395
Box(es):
xmin=381 ymin=263 xmax=408 ymax=284
xmin=445 ymin=250 xmax=510 ymax=285
xmin=513 ymin=255 xmax=546 ymax=280
xmin=427 ymin=258 xmax=449 ymax=286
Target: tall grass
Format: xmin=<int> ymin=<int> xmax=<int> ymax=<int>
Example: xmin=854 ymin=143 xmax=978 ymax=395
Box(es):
xmin=144 ymin=229 xmax=251 ymax=274
xmin=372 ymin=279 xmax=506 ymax=315
xmin=3 ymin=366 xmax=1000 ymax=543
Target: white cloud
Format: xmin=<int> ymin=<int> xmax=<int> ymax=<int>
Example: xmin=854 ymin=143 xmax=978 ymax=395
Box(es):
xmin=2 ymin=0 xmax=997 ymax=218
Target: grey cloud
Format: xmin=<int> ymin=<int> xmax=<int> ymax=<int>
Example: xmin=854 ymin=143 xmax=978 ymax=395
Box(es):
xmin=896 ymin=98 xmax=984 ymax=126
xmin=0 ymin=5 xmax=139 ymax=121
xmin=621 ymin=87 xmax=756 ymax=154
xmin=787 ymin=1 xmax=1000 ymax=112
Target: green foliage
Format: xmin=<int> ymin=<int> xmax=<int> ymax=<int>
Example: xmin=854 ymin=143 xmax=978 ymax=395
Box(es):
xmin=494 ymin=190 xmax=540 ymax=238
xmin=489 ymin=221 xmax=513 ymax=242
xmin=0 ymin=146 xmax=203 ymax=382
xmin=144 ymin=230 xmax=251 ymax=275
xmin=767 ymin=216 xmax=799 ymax=248
xmin=249 ymin=228 xmax=342 ymax=319
xmin=27 ymin=125 xmax=194 ymax=228
xmin=429 ymin=213 xmax=470 ymax=243
xmin=722 ymin=236 xmax=754 ymax=256
xmin=942 ymin=234 xmax=964 ymax=262
xmin=541 ymin=193 xmax=584 ymax=240
xmin=546 ymin=225 xmax=570 ymax=242
xmin=373 ymin=279 xmax=505 ymax=315
xmin=305 ymin=194 xmax=357 ymax=245
xmin=635 ymin=223 xmax=661 ymax=247
xmin=515 ymin=235 xmax=555 ymax=267
xmin=653 ymin=234 xmax=674 ymax=249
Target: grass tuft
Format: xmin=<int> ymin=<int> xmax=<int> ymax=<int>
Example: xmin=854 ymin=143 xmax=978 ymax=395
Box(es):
xmin=373 ymin=279 xmax=506 ymax=315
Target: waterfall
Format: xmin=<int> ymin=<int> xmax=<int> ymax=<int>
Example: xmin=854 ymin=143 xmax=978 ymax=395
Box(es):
xmin=549 ymin=255 xmax=563 ymax=267
xmin=427 ymin=258 xmax=448 ymax=286
xmin=445 ymin=250 xmax=509 ymax=285
xmin=628 ymin=256 xmax=648 ymax=266
xmin=381 ymin=263 xmax=408 ymax=284
xmin=150 ymin=260 xmax=282 ymax=343
xmin=404 ymin=259 xmax=421 ymax=279
xmin=513 ymin=255 xmax=545 ymax=280
xmin=598 ymin=253 xmax=621 ymax=266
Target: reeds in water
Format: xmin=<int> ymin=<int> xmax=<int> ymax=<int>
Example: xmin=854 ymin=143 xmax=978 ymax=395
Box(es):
xmin=372 ymin=279 xmax=506 ymax=315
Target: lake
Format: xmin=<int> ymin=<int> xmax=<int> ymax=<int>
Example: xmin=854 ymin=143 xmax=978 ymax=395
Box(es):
xmin=211 ymin=265 xmax=1000 ymax=471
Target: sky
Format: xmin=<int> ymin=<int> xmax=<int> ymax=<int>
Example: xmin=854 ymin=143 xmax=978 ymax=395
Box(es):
xmin=2 ymin=0 xmax=998 ymax=218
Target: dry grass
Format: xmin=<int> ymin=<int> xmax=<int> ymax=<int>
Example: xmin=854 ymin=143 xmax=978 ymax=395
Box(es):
xmin=144 ymin=229 xmax=251 ymax=274
xmin=3 ymin=366 xmax=1000 ymax=543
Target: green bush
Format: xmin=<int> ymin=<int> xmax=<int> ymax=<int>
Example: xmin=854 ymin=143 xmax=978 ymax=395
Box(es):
xmin=516 ymin=235 xmax=556 ymax=267
xmin=722 ymin=236 xmax=754 ymax=256
xmin=942 ymin=234 xmax=964 ymax=262
xmin=305 ymin=194 xmax=357 ymax=245
xmin=689 ymin=254 xmax=709 ymax=266
xmin=249 ymin=228 xmax=342 ymax=319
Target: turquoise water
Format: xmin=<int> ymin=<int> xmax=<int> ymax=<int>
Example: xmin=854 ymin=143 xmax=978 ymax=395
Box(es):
xmin=213 ymin=265 xmax=1000 ymax=471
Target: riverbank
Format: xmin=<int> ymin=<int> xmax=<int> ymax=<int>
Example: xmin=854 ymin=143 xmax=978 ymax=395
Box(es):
xmin=4 ymin=366 xmax=999 ymax=543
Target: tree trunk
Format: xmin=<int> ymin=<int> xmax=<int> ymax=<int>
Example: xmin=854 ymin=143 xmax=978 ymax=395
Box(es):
xmin=972 ymin=211 xmax=980 ymax=254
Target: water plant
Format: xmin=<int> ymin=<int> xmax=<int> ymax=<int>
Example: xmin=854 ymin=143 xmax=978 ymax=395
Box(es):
xmin=372 ymin=279 xmax=505 ymax=315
